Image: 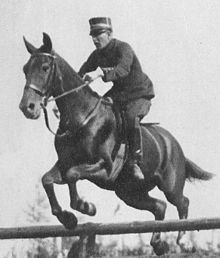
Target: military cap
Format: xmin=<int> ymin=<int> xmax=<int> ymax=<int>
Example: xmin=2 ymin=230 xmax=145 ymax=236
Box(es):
xmin=89 ymin=17 xmax=112 ymax=36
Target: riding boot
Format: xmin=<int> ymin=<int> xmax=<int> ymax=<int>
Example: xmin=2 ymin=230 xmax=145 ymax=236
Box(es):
xmin=128 ymin=120 xmax=144 ymax=180
xmin=133 ymin=118 xmax=143 ymax=164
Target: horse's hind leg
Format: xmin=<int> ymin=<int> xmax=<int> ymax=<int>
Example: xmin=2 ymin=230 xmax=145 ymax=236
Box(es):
xmin=68 ymin=183 xmax=96 ymax=216
xmin=165 ymin=191 xmax=192 ymax=251
xmin=41 ymin=162 xmax=77 ymax=229
xmin=115 ymin=187 xmax=169 ymax=256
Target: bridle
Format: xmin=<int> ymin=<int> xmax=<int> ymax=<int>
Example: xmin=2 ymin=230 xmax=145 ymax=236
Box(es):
xmin=27 ymin=52 xmax=101 ymax=137
xmin=27 ymin=53 xmax=57 ymax=98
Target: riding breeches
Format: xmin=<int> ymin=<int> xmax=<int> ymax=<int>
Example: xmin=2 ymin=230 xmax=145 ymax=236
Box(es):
xmin=125 ymin=98 xmax=151 ymax=128
xmin=124 ymin=98 xmax=152 ymax=162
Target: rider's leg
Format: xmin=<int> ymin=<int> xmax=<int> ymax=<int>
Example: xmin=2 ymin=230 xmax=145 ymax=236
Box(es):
xmin=127 ymin=118 xmax=145 ymax=180
xmin=125 ymin=98 xmax=151 ymax=180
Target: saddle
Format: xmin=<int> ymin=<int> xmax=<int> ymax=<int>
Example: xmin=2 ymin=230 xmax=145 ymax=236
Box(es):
xmin=100 ymin=97 xmax=160 ymax=182
xmin=102 ymin=97 xmax=159 ymax=160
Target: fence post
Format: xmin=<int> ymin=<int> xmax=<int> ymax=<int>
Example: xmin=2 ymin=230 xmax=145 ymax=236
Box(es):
xmin=78 ymin=235 xmax=88 ymax=258
xmin=86 ymin=234 xmax=96 ymax=258
xmin=67 ymin=234 xmax=96 ymax=258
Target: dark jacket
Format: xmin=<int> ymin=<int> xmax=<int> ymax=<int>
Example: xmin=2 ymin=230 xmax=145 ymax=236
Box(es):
xmin=78 ymin=38 xmax=155 ymax=103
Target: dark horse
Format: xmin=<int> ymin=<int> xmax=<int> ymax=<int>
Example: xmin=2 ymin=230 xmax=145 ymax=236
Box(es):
xmin=19 ymin=33 xmax=213 ymax=255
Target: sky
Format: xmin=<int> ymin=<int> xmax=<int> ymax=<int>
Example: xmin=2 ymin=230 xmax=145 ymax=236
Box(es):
xmin=1 ymin=0 xmax=220 ymax=254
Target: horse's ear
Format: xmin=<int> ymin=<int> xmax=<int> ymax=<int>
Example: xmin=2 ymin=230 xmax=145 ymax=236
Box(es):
xmin=23 ymin=36 xmax=37 ymax=54
xmin=42 ymin=32 xmax=52 ymax=52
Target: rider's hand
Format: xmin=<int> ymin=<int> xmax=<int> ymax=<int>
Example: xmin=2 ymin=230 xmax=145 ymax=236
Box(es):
xmin=102 ymin=67 xmax=114 ymax=73
xmin=83 ymin=67 xmax=104 ymax=82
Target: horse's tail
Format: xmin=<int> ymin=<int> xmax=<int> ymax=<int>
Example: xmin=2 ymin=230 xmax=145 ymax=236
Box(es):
xmin=185 ymin=158 xmax=214 ymax=181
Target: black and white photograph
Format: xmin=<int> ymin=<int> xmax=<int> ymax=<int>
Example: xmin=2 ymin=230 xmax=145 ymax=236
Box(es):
xmin=0 ymin=0 xmax=220 ymax=257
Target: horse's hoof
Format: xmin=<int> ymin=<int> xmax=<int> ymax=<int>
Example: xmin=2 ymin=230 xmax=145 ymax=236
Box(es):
xmin=178 ymin=234 xmax=196 ymax=253
xmin=57 ymin=210 xmax=78 ymax=229
xmin=85 ymin=202 xmax=96 ymax=216
xmin=153 ymin=241 xmax=169 ymax=256
xmin=76 ymin=200 xmax=97 ymax=216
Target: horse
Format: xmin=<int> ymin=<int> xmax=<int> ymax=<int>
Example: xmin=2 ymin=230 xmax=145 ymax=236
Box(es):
xmin=19 ymin=33 xmax=214 ymax=256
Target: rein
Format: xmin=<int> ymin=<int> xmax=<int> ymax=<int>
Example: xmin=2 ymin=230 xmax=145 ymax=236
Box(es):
xmin=31 ymin=52 xmax=101 ymax=137
xmin=41 ymin=95 xmax=102 ymax=137
xmin=41 ymin=76 xmax=101 ymax=137
xmin=47 ymin=79 xmax=92 ymax=103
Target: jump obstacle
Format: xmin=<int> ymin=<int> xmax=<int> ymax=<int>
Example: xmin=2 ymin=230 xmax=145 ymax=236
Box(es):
xmin=1 ymin=217 xmax=220 ymax=239
xmin=2 ymin=217 xmax=220 ymax=257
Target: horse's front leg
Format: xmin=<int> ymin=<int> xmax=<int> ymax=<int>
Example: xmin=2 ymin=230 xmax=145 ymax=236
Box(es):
xmin=41 ymin=162 xmax=77 ymax=229
xmin=68 ymin=183 xmax=96 ymax=216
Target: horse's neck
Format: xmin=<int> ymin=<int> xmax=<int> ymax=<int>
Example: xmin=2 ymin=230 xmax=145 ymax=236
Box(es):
xmin=55 ymin=57 xmax=99 ymax=129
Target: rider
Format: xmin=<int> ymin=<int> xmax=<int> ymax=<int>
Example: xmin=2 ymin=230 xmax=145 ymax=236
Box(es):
xmin=78 ymin=17 xmax=155 ymax=180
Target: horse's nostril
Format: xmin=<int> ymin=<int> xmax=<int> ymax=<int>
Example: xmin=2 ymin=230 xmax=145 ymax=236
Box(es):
xmin=29 ymin=103 xmax=35 ymax=110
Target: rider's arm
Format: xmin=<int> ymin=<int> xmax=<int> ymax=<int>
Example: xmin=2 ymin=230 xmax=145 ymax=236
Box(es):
xmin=102 ymin=42 xmax=134 ymax=82
xmin=78 ymin=51 xmax=98 ymax=78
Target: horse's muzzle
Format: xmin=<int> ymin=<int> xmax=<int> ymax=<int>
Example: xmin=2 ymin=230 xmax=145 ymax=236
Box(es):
xmin=19 ymin=101 xmax=41 ymax=119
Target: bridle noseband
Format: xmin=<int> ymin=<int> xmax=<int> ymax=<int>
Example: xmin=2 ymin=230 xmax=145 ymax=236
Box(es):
xmin=27 ymin=52 xmax=101 ymax=137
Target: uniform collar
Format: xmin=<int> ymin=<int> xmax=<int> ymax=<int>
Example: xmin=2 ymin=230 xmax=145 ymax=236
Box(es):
xmin=97 ymin=38 xmax=116 ymax=54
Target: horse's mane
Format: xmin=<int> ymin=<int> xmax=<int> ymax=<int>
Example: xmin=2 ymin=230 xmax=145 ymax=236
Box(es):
xmin=34 ymin=40 xmax=101 ymax=99
xmin=51 ymin=50 xmax=101 ymax=99
xmin=53 ymin=51 xmax=84 ymax=83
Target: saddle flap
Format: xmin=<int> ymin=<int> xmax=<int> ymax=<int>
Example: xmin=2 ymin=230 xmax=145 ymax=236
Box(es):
xmin=110 ymin=103 xmax=128 ymax=162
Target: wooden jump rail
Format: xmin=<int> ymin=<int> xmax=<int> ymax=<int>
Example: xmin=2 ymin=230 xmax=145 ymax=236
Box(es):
xmin=1 ymin=217 xmax=220 ymax=239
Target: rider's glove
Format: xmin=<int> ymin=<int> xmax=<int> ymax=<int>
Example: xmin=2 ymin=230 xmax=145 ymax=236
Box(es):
xmin=83 ymin=67 xmax=104 ymax=82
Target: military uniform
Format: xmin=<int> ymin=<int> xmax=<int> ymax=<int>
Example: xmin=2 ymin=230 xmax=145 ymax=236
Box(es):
xmin=79 ymin=17 xmax=155 ymax=180
xmin=79 ymin=38 xmax=154 ymax=103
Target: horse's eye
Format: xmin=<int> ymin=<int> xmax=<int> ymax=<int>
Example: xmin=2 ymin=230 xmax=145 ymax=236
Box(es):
xmin=42 ymin=64 xmax=50 ymax=72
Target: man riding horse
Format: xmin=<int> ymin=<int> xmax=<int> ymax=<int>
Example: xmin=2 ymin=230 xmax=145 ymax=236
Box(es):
xmin=20 ymin=31 xmax=214 ymax=256
xmin=78 ymin=17 xmax=155 ymax=180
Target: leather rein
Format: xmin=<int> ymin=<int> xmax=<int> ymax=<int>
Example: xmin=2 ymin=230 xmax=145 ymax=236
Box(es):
xmin=28 ymin=52 xmax=101 ymax=137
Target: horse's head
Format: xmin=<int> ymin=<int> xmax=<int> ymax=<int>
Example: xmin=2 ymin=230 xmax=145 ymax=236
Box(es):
xmin=19 ymin=32 xmax=56 ymax=119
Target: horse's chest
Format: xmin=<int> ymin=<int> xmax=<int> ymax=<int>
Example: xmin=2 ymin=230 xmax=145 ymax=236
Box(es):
xmin=55 ymin=135 xmax=96 ymax=168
